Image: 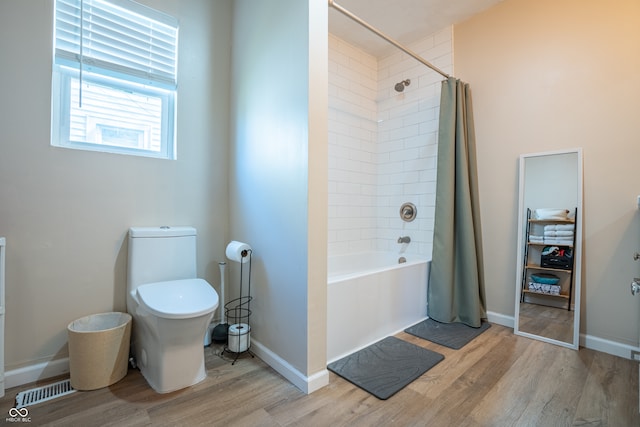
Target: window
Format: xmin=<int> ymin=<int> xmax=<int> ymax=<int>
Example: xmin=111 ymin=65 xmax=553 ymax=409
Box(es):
xmin=52 ymin=0 xmax=178 ymax=159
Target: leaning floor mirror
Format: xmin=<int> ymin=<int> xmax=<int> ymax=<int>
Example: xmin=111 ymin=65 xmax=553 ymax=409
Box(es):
xmin=514 ymin=148 xmax=583 ymax=349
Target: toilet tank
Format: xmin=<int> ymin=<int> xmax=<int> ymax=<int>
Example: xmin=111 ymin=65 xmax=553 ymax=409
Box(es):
xmin=127 ymin=226 xmax=198 ymax=291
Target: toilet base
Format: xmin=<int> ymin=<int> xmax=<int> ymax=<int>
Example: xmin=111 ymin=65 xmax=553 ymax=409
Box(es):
xmin=139 ymin=344 xmax=207 ymax=393
xmin=131 ymin=310 xmax=214 ymax=393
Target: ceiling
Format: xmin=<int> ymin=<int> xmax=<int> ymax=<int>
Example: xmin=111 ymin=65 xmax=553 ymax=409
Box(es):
xmin=328 ymin=0 xmax=504 ymax=58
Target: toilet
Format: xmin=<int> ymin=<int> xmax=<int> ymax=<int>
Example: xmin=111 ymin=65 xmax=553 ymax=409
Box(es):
xmin=126 ymin=226 xmax=219 ymax=393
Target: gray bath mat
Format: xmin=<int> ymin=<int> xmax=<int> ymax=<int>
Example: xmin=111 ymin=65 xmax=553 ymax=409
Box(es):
xmin=404 ymin=318 xmax=491 ymax=349
xmin=327 ymin=336 xmax=444 ymax=400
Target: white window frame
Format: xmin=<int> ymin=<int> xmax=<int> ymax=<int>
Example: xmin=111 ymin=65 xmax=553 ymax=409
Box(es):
xmin=51 ymin=0 xmax=178 ymax=159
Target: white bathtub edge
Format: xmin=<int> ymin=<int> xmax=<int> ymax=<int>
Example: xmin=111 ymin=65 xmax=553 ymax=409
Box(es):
xmin=328 ymin=253 xmax=430 ymax=284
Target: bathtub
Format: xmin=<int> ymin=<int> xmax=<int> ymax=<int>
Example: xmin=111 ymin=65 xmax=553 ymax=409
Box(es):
xmin=327 ymin=251 xmax=430 ymax=363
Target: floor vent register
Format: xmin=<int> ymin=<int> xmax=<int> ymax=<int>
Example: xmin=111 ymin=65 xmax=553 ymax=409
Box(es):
xmin=15 ymin=379 xmax=76 ymax=408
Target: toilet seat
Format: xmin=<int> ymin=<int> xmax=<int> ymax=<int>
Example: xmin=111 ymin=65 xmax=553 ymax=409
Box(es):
xmin=136 ymin=278 xmax=218 ymax=319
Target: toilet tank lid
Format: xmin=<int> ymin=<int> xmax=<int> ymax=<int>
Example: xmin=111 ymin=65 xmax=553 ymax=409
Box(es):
xmin=129 ymin=226 xmax=196 ymax=238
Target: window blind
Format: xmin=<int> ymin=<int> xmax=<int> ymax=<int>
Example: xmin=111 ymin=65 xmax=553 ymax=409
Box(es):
xmin=55 ymin=0 xmax=178 ymax=89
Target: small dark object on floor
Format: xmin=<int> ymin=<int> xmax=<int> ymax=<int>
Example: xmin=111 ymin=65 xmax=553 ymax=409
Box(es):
xmin=327 ymin=336 xmax=444 ymax=400
xmin=404 ymin=318 xmax=491 ymax=349
xmin=212 ymin=323 xmax=229 ymax=343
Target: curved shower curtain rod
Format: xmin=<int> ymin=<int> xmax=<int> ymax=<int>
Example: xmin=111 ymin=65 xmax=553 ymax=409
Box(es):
xmin=328 ymin=0 xmax=453 ymax=80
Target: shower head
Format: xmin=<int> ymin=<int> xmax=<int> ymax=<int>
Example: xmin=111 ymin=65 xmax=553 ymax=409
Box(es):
xmin=394 ymin=79 xmax=411 ymax=92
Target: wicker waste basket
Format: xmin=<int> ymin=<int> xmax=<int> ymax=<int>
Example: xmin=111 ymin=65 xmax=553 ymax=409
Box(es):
xmin=67 ymin=312 xmax=132 ymax=391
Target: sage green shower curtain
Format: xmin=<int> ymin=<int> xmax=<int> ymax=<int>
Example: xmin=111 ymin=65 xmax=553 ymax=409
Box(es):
xmin=428 ymin=77 xmax=486 ymax=328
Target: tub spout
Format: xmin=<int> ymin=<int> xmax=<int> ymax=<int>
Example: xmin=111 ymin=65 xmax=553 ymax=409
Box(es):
xmin=397 ymin=236 xmax=411 ymax=244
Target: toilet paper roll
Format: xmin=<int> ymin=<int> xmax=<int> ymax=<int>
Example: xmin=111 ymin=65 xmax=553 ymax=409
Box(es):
xmin=227 ymin=323 xmax=251 ymax=353
xmin=225 ymin=241 xmax=252 ymax=263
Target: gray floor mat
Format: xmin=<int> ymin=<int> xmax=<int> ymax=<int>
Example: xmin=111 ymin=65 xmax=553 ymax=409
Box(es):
xmin=327 ymin=336 xmax=444 ymax=400
xmin=404 ymin=318 xmax=491 ymax=349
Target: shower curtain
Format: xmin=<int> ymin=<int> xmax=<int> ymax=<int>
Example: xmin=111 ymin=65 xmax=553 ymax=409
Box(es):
xmin=428 ymin=77 xmax=487 ymax=328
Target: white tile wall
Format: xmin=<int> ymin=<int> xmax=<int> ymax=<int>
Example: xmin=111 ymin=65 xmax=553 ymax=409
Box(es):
xmin=328 ymin=28 xmax=453 ymax=258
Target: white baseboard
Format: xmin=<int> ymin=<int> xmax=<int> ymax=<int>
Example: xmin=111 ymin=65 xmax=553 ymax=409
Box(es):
xmin=4 ymin=342 xmax=331 ymax=396
xmin=486 ymin=310 xmax=514 ymax=328
xmin=5 ymin=357 xmax=70 ymax=390
xmin=580 ymin=333 xmax=640 ymax=360
xmin=250 ymin=339 xmax=329 ymax=394
xmin=487 ymin=311 xmax=640 ymax=360
xmin=4 ymin=321 xmax=637 ymax=393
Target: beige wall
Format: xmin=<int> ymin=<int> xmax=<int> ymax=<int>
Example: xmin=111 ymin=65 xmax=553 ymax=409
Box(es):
xmin=0 ymin=0 xmax=232 ymax=371
xmin=455 ymin=0 xmax=640 ymax=347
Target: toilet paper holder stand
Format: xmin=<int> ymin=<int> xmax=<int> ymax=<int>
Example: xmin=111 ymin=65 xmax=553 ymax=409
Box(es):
xmin=221 ymin=248 xmax=254 ymax=365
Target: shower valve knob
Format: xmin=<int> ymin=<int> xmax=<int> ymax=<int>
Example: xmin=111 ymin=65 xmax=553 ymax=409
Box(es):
xmin=631 ymin=279 xmax=640 ymax=296
xmin=399 ymin=202 xmax=417 ymax=222
xmin=634 ymin=252 xmax=640 ymax=261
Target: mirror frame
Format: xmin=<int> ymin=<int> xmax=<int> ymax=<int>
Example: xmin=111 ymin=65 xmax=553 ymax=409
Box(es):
xmin=514 ymin=148 xmax=583 ymax=350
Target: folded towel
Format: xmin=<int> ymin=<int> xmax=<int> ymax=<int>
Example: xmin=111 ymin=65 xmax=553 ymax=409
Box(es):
xmin=555 ymin=224 xmax=575 ymax=231
xmin=544 ymin=230 xmax=574 ymax=237
xmin=535 ymin=208 xmax=569 ymax=220
xmin=529 ymin=235 xmax=572 ymax=245
xmin=544 ymin=224 xmax=574 ymax=231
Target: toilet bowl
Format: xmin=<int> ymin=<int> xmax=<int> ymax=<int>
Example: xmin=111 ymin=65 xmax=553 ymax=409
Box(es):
xmin=126 ymin=226 xmax=219 ymax=393
xmin=129 ymin=279 xmax=217 ymax=393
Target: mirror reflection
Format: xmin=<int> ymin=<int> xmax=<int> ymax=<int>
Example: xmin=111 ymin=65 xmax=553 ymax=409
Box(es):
xmin=514 ymin=149 xmax=582 ymax=349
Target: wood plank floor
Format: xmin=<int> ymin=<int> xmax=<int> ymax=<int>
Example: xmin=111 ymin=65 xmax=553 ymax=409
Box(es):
xmin=1 ymin=324 xmax=638 ymax=426
xmin=518 ymin=302 xmax=574 ymax=344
